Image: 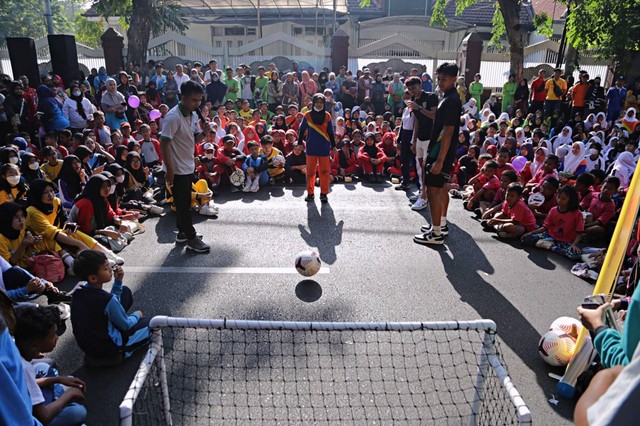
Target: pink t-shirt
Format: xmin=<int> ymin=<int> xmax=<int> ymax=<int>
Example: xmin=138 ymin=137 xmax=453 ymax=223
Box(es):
xmin=579 ymin=190 xmax=595 ymax=211
xmin=482 ymin=175 xmax=500 ymax=192
xmin=543 ymin=207 xmax=584 ymax=243
xmin=587 ymin=194 xmax=615 ymax=225
xmin=530 ymin=169 xmax=559 ymax=189
xmin=502 ymin=199 xmax=538 ymax=231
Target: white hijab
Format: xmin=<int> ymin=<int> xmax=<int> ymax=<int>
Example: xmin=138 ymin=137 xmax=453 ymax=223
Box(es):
xmin=562 ymin=142 xmax=586 ymax=175
xmin=552 ymin=126 xmax=573 ymax=152
xmin=480 ymin=108 xmax=492 ymax=123
xmin=463 ymin=99 xmax=478 ymax=117
xmin=611 ymin=151 xmax=636 ymax=187
xmin=531 ymin=147 xmax=549 ymax=177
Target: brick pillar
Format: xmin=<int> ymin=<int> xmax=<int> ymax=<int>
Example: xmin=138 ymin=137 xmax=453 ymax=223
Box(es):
xmin=331 ymin=29 xmax=349 ymax=74
xmin=101 ymin=28 xmax=125 ymax=75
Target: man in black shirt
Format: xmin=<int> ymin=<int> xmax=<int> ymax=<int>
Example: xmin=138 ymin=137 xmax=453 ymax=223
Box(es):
xmin=404 ymin=76 xmax=438 ymax=209
xmin=414 ymin=63 xmax=462 ymax=246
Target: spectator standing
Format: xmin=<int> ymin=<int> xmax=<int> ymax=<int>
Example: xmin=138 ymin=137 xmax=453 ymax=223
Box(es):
xmin=544 ymin=68 xmax=567 ymax=117
xmin=606 ymin=76 xmax=628 ymax=123
xmin=469 ymin=73 xmax=483 ymax=106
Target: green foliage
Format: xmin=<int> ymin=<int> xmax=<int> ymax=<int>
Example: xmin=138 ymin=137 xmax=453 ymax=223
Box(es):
xmin=74 ymin=12 xmax=103 ymax=48
xmin=0 ymin=0 xmax=75 ymax=46
xmin=532 ymin=12 xmax=553 ymax=38
xmin=94 ymin=0 xmax=187 ymax=35
xmin=565 ymin=0 xmax=640 ymax=72
xmin=489 ymin=3 xmax=505 ymax=47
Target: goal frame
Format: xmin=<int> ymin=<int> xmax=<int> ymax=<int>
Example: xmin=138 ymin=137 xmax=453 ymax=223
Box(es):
xmin=119 ymin=316 xmax=532 ymax=425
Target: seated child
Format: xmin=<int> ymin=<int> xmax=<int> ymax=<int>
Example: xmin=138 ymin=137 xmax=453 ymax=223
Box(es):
xmin=591 ymin=169 xmax=606 ymax=193
xmin=482 ymin=183 xmax=537 ymax=238
xmin=464 ymin=160 xmax=499 ymax=211
xmin=583 ymin=176 xmax=619 ymax=240
xmin=242 ymin=141 xmax=269 ymax=192
xmin=285 ymin=142 xmax=307 ymax=184
xmin=480 ymin=170 xmax=520 ymax=219
xmin=358 ymin=132 xmax=387 ymax=183
xmin=40 ymin=146 xmax=63 ymax=183
xmin=495 ymin=147 xmax=518 ymax=177
xmin=14 ymin=305 xmax=87 ymax=425
xmin=523 ymin=154 xmax=559 ymax=197
xmin=0 ymin=163 xmax=28 ymax=205
xmin=576 ymin=173 xmax=596 ymax=211
xmin=259 ymin=136 xmax=286 ymax=182
xmin=71 ymin=250 xmax=151 ymax=367
xmin=331 ymin=139 xmax=359 ymax=182
xmin=196 ymin=142 xmax=218 ymax=192
xmin=522 ymin=185 xmax=584 ymax=260
xmin=528 ymin=176 xmax=559 ymax=225
xmin=215 ymin=134 xmax=246 ymax=191
xmin=455 ymin=153 xmax=492 ymax=198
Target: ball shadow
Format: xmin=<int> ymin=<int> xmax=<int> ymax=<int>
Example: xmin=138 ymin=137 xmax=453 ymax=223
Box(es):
xmin=295 ymin=279 xmax=323 ymax=303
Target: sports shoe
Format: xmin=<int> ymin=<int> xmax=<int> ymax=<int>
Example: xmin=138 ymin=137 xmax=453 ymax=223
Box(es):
xmin=47 ymin=291 xmax=72 ymax=305
xmin=535 ymin=239 xmax=554 ymax=250
xmin=413 ymin=231 xmax=445 ymax=245
xmin=449 ymin=189 xmax=463 ymax=199
xmin=409 ymin=193 xmax=420 ymax=202
xmin=176 ymin=232 xmax=203 ymax=243
xmin=199 ymin=203 xmax=219 ymax=217
xmin=242 ymin=181 xmax=252 ymax=192
xmin=395 ymin=183 xmax=411 ymax=191
xmin=250 ymin=180 xmax=259 ymax=192
xmin=148 ymin=205 xmax=165 ymax=216
xmin=304 ymin=193 xmax=314 ymax=202
xmin=411 ymin=198 xmax=428 ymax=211
xmin=320 ymin=193 xmax=328 ymax=203
xmin=186 ymin=237 xmax=211 ymax=253
xmin=420 ymin=224 xmax=449 ymax=236
xmin=497 ymin=231 xmax=512 ymax=239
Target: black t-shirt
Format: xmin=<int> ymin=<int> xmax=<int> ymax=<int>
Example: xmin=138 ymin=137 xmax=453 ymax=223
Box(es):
xmin=428 ymin=88 xmax=462 ymax=163
xmin=412 ymin=91 xmax=439 ymax=141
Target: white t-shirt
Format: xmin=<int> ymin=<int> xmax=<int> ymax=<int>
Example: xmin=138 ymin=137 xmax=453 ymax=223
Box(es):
xmin=21 ymin=358 xmax=45 ymax=406
xmin=140 ymin=139 xmax=160 ymax=164
xmin=401 ymin=107 xmax=414 ymax=131
xmin=241 ymin=77 xmax=254 ymax=100
xmin=62 ymin=97 xmax=96 ymax=129
xmin=173 ymin=73 xmax=190 ymax=92
xmin=161 ymin=105 xmax=201 ymax=175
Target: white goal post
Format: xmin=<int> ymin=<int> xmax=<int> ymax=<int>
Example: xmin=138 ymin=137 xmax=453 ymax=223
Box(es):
xmin=120 ymin=316 xmax=531 ymax=425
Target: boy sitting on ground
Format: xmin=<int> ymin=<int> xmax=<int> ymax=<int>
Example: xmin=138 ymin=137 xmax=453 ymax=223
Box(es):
xmin=583 ymin=176 xmax=619 ymax=241
xmin=242 ymin=142 xmax=269 ymax=192
xmin=14 ymin=305 xmax=87 ymax=425
xmin=464 ymin=160 xmax=499 ymax=212
xmin=71 ymin=250 xmax=151 ymax=367
xmin=481 ymin=183 xmax=538 ymax=238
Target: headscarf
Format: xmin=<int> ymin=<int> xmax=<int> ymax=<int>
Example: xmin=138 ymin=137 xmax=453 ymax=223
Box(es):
xmin=310 ymin=94 xmax=327 ymax=126
xmin=515 ymin=127 xmax=525 ymax=147
xmin=519 ymin=142 xmax=534 ymax=161
xmin=115 ymin=145 xmax=129 ymax=167
xmin=70 ymin=85 xmax=87 ymax=121
xmin=27 ymin=179 xmax=57 ymax=216
xmin=530 ymin=147 xmax=549 ymax=177
xmin=552 ymin=126 xmax=573 ymax=152
xmin=463 ymin=99 xmax=477 ymax=117
xmin=595 ymin=112 xmax=608 ymax=130
xmin=0 ymin=146 xmax=19 ymax=165
xmin=562 ymin=142 xmax=587 ymax=175
xmin=497 ymin=112 xmax=510 ymax=125
xmin=19 ymin=152 xmax=44 ymax=184
xmin=125 ymin=152 xmax=146 ymax=185
xmin=584 ymin=114 xmax=596 ymax=132
xmin=12 ymin=137 xmax=28 ymax=152
xmin=611 ymin=151 xmax=636 ymax=188
xmin=58 ymin=155 xmax=83 ymax=199
xmin=363 ymin=133 xmax=379 ymax=158
xmin=0 ymin=202 xmax=26 ymax=240
xmin=76 ymin=174 xmax=109 ymax=229
xmin=480 ymin=108 xmax=492 ymax=123
xmin=105 ymin=163 xmax=127 ymax=199
xmin=622 ymin=108 xmax=638 ymax=133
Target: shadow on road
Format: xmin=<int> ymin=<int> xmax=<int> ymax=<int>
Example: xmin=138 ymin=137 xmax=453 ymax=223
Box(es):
xmin=298 ymin=202 xmax=343 ymax=264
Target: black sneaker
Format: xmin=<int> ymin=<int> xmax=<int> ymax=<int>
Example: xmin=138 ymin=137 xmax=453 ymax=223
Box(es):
xmin=186 ymin=237 xmax=211 ymax=253
xmin=420 ymin=224 xmax=449 ymax=236
xmin=473 ymin=208 xmax=483 ymax=219
xmin=46 ymin=291 xmax=72 ymax=304
xmin=176 ymin=232 xmax=203 ymax=243
xmin=304 ymin=193 xmax=315 ymax=202
xmin=395 ymin=183 xmax=411 ymax=191
xmin=320 ymin=193 xmax=328 ymax=203
xmin=413 ymin=231 xmax=445 ymax=245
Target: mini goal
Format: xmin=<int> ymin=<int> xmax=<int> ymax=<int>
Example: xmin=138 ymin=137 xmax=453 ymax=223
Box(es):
xmin=119 ymin=316 xmax=531 ymax=425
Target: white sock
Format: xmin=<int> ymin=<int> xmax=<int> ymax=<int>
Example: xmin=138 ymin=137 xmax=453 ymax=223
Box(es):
xmin=61 ymin=252 xmax=74 ymax=268
xmin=433 ymin=225 xmax=442 ymax=236
xmin=441 ymin=216 xmax=447 ymax=226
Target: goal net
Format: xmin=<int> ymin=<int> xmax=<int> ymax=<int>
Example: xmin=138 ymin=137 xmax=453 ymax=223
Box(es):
xmin=120 ymin=317 xmax=531 ymax=425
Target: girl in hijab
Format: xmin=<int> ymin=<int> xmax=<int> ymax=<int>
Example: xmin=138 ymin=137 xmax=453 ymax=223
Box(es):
xmin=0 ymin=163 xmax=27 ymax=205
xmin=561 ymin=142 xmax=588 ymax=177
xmin=36 ymin=85 xmax=70 ymax=132
xmin=272 ymin=115 xmax=288 ymax=132
xmin=463 ymin=98 xmax=478 ymax=118
xmin=26 ymin=178 xmax=124 ymax=267
xmin=515 ymin=127 xmax=526 ymax=147
xmin=573 ymin=121 xmax=587 ymax=142
xmin=19 ymin=152 xmax=44 ymax=185
xmin=57 ymin=155 xmax=86 ymax=207
xmin=298 ymin=71 xmax=318 ymax=103
xmin=115 ymin=145 xmax=129 ymax=168
xmin=595 ymin=112 xmax=608 ymax=131
xmin=124 ymin=152 xmax=152 ymax=203
xmin=358 ymin=131 xmax=387 ymax=182
xmin=63 ymin=81 xmax=95 ymax=133
xmin=524 ymin=146 xmax=549 ymax=184
xmin=241 ymin=126 xmax=260 ymax=154
xmin=0 ymin=146 xmax=19 ymax=166
xmin=621 ymin=108 xmax=638 ymax=133
xmin=162 ymin=71 xmax=179 ymax=108
xmin=585 ymin=141 xmax=605 ymax=172
xmin=584 ymin=113 xmax=596 ymax=132
xmin=69 ymin=175 xmax=126 ymax=240
xmin=551 ymin=126 xmax=573 ymax=152
xmin=610 ymin=151 xmax=636 ymax=188
xmin=298 ymin=94 xmax=335 ymax=202
xmin=267 ymin=71 xmax=284 ymax=113
xmin=514 ymin=78 xmax=529 ymax=114
xmin=254 ymin=122 xmax=267 ymax=140
xmin=282 ymin=73 xmax=300 ymax=107
xmin=479 ymin=108 xmax=492 ymax=123
xmin=100 ymin=78 xmax=128 ymax=130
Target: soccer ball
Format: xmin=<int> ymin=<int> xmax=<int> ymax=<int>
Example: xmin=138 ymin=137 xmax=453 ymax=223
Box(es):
xmin=272 ymin=155 xmax=285 ymax=167
xmin=538 ymin=330 xmax=576 ymax=367
xmin=295 ymin=250 xmax=321 ymax=277
xmin=549 ymin=316 xmax=583 ymax=340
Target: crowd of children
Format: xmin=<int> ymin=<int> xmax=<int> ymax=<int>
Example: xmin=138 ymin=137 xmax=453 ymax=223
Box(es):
xmin=0 ymin=60 xmax=639 ymax=423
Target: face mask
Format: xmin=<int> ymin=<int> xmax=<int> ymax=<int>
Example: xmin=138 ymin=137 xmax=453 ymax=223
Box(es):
xmin=72 ymin=90 xmax=81 ymax=97
xmin=109 ymin=185 xmax=116 ymax=195
xmin=589 ymin=148 xmax=599 ymax=156
xmin=313 ymin=106 xmax=323 ymax=112
xmin=6 ymin=176 xmax=20 ymax=186
xmin=205 ymin=153 xmax=214 ymax=160
xmin=116 ymin=175 xmax=125 ymax=184
xmin=29 ymin=162 xmax=40 ymax=170
xmin=8 ymin=156 xmax=18 ymax=164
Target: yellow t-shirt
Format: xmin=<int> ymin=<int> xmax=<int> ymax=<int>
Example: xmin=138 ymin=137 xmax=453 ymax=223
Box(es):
xmin=239 ymin=108 xmax=254 ymax=125
xmin=41 ymin=160 xmax=63 ymax=182
xmin=26 ymin=197 xmax=95 ymax=248
xmin=545 ymin=78 xmax=567 ymax=101
xmin=259 ymin=147 xmax=285 ymax=177
xmin=0 ymin=227 xmax=57 ymax=268
xmin=0 ymin=187 xmax=25 ymax=205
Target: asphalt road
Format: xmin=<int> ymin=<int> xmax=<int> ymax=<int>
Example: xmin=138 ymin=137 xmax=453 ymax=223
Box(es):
xmin=46 ymin=181 xmax=592 ymax=425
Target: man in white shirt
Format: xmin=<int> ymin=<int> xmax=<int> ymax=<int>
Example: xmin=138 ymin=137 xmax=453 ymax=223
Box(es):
xmin=173 ymin=64 xmax=190 ymax=94
xmin=203 ymin=59 xmax=218 ymax=84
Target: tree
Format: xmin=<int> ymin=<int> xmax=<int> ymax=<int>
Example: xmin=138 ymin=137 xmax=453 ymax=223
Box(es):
xmin=564 ymin=0 xmax=640 ymax=75
xmin=0 ymin=0 xmax=75 ymax=47
xmin=93 ymin=0 xmax=187 ymax=67
xmin=74 ymin=12 xmax=103 ymax=48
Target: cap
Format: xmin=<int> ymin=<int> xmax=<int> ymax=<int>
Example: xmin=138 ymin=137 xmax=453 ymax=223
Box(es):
xmin=203 ymin=143 xmax=214 ymax=151
xmin=288 ymin=103 xmax=299 ymax=109
xmin=323 ymin=88 xmax=333 ymax=94
xmin=363 ymin=68 xmax=370 ymax=73
xmin=222 ymin=134 xmax=236 ymax=144
xmin=120 ymin=122 xmax=131 ymax=128
xmin=617 ymin=75 xmax=625 ymax=80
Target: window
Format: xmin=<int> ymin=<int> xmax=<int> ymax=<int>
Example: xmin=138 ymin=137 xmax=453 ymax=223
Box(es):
xmin=305 ymin=26 xmax=324 ymax=36
xmin=227 ymin=41 xmax=233 ymax=49
xmin=177 ymin=42 xmax=186 ymax=57
xmin=211 ymin=27 xmax=223 ymax=37
xmin=237 ymin=40 xmax=243 ymax=47
xmin=215 ymin=41 xmax=222 ymax=48
xmin=225 ymin=27 xmax=245 ymax=36
xmin=293 ymin=27 xmax=303 ymax=36
xmin=247 ymin=27 xmax=256 ymax=36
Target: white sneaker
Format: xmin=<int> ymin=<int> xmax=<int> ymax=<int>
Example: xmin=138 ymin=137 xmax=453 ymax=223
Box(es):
xmin=411 ymin=198 xmax=428 ymax=211
xmin=250 ymin=180 xmax=259 ymax=192
xmin=199 ymin=203 xmax=219 ymax=217
xmin=409 ymin=193 xmax=420 ymax=202
xmin=243 ymin=181 xmax=252 ymax=192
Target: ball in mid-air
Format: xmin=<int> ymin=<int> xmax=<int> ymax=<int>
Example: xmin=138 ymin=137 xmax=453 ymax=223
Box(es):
xmin=295 ymin=250 xmax=321 ymax=277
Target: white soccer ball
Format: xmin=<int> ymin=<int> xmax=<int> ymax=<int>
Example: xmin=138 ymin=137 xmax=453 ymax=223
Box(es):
xmin=549 ymin=316 xmax=583 ymax=340
xmin=538 ymin=330 xmax=576 ymax=367
xmin=272 ymin=155 xmax=285 ymax=167
xmin=295 ymin=250 xmax=322 ymax=277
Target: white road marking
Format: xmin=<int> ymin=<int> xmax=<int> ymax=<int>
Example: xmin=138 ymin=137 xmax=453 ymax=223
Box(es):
xmin=125 ymin=266 xmax=330 ymax=274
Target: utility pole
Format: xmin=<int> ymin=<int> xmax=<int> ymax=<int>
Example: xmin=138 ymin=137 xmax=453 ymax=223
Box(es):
xmin=44 ymin=0 xmax=55 ymax=35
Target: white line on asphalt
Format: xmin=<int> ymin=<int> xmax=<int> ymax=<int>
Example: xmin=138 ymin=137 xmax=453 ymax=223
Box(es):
xmin=125 ymin=266 xmax=330 ymax=274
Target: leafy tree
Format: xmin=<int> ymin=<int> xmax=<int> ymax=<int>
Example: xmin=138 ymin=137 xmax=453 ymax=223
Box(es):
xmin=564 ymin=0 xmax=640 ymax=75
xmin=0 ymin=0 xmax=74 ymax=46
xmin=74 ymin=12 xmax=103 ymax=48
xmin=93 ymin=0 xmax=187 ymax=67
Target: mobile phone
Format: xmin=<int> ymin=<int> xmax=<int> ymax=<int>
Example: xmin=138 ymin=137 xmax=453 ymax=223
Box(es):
xmin=63 ymin=222 xmax=78 ymax=233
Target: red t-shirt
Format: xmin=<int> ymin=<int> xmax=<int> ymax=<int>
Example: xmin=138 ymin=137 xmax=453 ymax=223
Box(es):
xmin=579 ymin=190 xmax=595 ymax=211
xmin=482 ymin=175 xmax=500 ymax=192
xmin=587 ymin=194 xmax=616 ymax=225
xmin=531 ymin=77 xmax=547 ymax=102
xmin=502 ymin=199 xmax=538 ymax=231
xmin=543 ymin=207 xmax=584 ymax=243
xmin=497 ymin=163 xmax=518 ymax=178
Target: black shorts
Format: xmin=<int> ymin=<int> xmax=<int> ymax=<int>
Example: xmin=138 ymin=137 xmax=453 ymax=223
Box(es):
xmin=424 ymin=160 xmax=453 ymax=188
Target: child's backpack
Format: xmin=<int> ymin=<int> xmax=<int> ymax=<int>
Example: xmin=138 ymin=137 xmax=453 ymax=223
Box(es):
xmin=27 ymin=251 xmax=65 ymax=283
